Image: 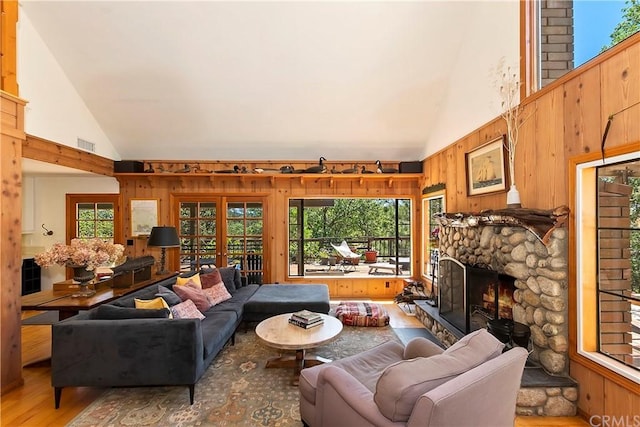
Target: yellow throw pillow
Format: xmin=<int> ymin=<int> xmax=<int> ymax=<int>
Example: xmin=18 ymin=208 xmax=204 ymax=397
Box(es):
xmin=134 ymin=297 xmax=172 ymax=318
xmin=175 ymin=273 xmax=201 ymax=288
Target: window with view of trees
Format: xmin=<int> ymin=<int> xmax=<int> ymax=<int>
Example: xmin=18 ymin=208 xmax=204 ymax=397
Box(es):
xmin=288 ymin=198 xmax=411 ymax=277
xmin=530 ymin=0 xmax=639 ymax=92
xmin=66 ymin=194 xmax=121 ymax=244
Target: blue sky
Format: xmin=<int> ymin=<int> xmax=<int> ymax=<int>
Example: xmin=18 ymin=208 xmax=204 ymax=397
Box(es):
xmin=574 ymin=0 xmax=626 ymax=66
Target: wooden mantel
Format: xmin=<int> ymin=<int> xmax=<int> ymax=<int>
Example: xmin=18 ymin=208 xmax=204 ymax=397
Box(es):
xmin=434 ymin=206 xmax=570 ymax=245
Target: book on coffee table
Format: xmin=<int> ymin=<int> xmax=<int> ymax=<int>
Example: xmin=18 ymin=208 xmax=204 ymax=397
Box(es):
xmin=291 ymin=310 xmax=322 ymax=324
xmin=288 ymin=317 xmax=324 ymax=329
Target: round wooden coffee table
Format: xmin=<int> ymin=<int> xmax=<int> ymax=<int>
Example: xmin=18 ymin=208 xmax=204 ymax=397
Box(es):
xmin=255 ymin=313 xmax=343 ymax=384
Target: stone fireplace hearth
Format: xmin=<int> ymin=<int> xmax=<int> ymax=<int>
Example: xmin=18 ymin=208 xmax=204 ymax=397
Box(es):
xmin=414 ymin=207 xmax=578 ymax=416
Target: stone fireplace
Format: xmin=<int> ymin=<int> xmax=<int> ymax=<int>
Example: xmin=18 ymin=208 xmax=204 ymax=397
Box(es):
xmin=414 ymin=206 xmax=578 ymax=416
xmin=438 ymin=257 xmax=517 ymax=334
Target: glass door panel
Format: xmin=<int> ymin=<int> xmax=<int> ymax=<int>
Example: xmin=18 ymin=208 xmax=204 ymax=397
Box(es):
xmin=178 ymin=201 xmax=217 ymax=271
xmin=226 ymin=201 xmax=264 ymax=284
xmin=175 ymin=197 xmax=265 ymax=281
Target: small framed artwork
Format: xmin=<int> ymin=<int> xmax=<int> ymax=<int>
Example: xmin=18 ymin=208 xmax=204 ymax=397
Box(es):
xmin=466 ymin=135 xmax=507 ymax=196
xmin=130 ymin=199 xmax=159 ymax=236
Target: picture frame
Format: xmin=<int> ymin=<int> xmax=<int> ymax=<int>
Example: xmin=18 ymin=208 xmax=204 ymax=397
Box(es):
xmin=466 ymin=135 xmax=508 ymax=196
xmin=130 ymin=199 xmax=159 ymax=236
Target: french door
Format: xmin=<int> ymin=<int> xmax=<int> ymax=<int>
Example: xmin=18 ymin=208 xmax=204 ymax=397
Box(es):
xmin=175 ymin=196 xmax=265 ymax=284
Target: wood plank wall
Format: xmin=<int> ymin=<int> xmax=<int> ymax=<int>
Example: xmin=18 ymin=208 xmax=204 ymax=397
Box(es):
xmin=421 ymin=33 xmax=640 ymax=418
xmin=0 ymin=0 xmax=19 ymax=96
xmin=116 ymin=170 xmax=424 ymax=299
xmin=1 ymin=91 xmax=26 ymax=393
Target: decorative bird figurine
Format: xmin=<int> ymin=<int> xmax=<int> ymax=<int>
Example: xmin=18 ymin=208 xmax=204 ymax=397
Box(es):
xmin=375 ymin=160 xmax=398 ymax=174
xmin=342 ymin=164 xmax=359 ymax=174
xmin=361 ymin=165 xmax=374 ymax=174
xmin=175 ymin=163 xmax=191 ymax=173
xmin=305 ymin=157 xmax=327 ymax=173
xmin=144 ymin=163 xmax=155 ymax=173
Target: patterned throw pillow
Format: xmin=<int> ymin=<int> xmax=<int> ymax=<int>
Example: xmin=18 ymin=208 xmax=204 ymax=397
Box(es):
xmin=171 ymin=299 xmax=205 ymax=320
xmin=203 ymin=281 xmax=232 ymax=306
xmin=173 ymin=279 xmax=212 ymax=312
xmin=200 ymin=269 xmax=223 ymax=289
xmin=175 ymin=273 xmax=202 ymax=288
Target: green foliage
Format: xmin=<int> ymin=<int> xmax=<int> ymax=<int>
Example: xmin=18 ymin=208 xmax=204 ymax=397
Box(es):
xmin=605 ymin=0 xmax=640 ymax=49
xmin=77 ymin=203 xmax=114 ymax=238
xmin=291 ymin=198 xmax=410 ymax=260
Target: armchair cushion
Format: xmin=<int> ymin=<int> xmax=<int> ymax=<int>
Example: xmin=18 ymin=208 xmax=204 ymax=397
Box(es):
xmin=403 ymin=337 xmax=444 ymax=360
xmin=374 ymin=329 xmax=504 ymax=422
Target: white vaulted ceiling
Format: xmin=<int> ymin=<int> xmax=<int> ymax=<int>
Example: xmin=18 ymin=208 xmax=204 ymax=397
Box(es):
xmin=19 ymin=1 xmax=518 ymax=162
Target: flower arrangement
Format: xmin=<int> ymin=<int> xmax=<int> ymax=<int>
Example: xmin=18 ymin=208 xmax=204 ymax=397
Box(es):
xmin=35 ymin=238 xmax=125 ymax=271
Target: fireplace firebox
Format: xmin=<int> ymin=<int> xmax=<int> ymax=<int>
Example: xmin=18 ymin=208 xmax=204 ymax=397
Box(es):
xmin=438 ymin=256 xmax=516 ymax=334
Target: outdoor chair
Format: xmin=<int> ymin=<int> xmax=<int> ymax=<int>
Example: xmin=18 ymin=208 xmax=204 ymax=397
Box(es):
xmin=330 ymin=240 xmax=361 ymax=272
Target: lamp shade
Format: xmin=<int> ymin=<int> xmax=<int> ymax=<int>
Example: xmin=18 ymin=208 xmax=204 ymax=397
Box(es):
xmin=147 ymin=226 xmax=180 ymax=248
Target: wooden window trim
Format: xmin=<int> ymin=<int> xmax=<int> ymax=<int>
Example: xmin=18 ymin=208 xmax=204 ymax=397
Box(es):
xmin=569 ymin=143 xmax=640 ymax=392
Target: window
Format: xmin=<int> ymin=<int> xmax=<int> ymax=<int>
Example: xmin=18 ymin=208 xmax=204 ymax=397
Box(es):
xmin=66 ymin=194 xmax=121 ymax=244
xmin=288 ymin=198 xmax=412 ymax=277
xmin=524 ymin=1 xmax=637 ymax=93
xmin=422 ymin=191 xmax=445 ymax=284
xmin=575 ymin=148 xmax=639 ymax=383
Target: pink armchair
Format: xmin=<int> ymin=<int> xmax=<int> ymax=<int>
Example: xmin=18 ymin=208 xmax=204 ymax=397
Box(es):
xmin=299 ymin=329 xmax=528 ymax=427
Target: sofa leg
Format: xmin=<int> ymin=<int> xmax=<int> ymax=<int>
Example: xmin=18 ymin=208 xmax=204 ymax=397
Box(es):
xmin=189 ymin=384 xmax=195 ymax=405
xmin=54 ymin=387 xmax=62 ymax=409
xmin=232 ymin=332 xmax=236 ymax=346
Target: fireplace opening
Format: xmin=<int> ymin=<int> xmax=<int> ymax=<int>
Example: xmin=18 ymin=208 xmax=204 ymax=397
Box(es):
xmin=438 ymin=256 xmax=516 ymax=334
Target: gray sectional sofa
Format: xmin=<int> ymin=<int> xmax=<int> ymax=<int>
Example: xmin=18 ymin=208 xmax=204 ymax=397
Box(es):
xmin=51 ymin=266 xmax=259 ymax=408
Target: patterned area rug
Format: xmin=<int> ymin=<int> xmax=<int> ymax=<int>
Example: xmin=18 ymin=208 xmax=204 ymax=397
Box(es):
xmin=68 ymin=326 xmax=399 ymax=427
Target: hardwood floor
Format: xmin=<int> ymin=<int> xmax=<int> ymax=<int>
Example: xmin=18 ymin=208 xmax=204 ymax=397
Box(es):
xmin=1 ymin=306 xmax=589 ymax=426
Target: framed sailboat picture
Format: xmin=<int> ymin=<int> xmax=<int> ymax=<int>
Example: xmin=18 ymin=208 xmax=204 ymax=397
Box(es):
xmin=466 ymin=135 xmax=507 ymax=196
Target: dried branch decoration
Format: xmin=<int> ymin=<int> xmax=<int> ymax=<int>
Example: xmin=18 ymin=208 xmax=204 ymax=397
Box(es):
xmin=493 ymin=58 xmax=534 ymax=188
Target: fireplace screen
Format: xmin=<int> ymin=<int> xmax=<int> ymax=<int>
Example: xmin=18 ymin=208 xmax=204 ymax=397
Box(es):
xmin=439 ymin=257 xmax=516 ymax=334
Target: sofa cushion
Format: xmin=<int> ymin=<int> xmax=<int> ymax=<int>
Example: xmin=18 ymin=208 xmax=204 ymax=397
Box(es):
xmin=156 ymin=285 xmax=182 ymax=306
xmin=201 ymin=269 xmax=223 ymax=289
xmin=92 ymin=304 xmax=170 ymax=320
xmin=171 ymin=299 xmax=206 ymax=320
xmin=218 ymin=267 xmax=240 ymax=292
xmin=243 ymin=284 xmax=330 ymax=323
xmin=134 ymin=296 xmax=171 ymax=311
xmin=200 ymin=311 xmax=238 ymax=358
xmin=203 ymin=281 xmax=233 ymax=306
xmin=176 ymin=272 xmax=202 ymax=288
xmin=173 ymin=280 xmax=213 ymax=312
xmin=209 ymin=284 xmax=259 ymax=317
xmin=374 ymin=329 xmax=504 ymax=422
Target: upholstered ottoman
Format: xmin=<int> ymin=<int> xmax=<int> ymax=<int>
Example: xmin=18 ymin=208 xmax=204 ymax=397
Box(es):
xmin=335 ymin=301 xmax=390 ymax=327
xmin=243 ymin=284 xmax=330 ymax=323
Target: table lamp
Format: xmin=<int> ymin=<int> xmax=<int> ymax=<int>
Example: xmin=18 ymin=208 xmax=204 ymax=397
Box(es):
xmin=147 ymin=226 xmax=180 ymax=274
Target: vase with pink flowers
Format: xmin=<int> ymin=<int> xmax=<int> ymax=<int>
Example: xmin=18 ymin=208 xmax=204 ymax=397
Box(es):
xmin=35 ymin=238 xmax=125 ymax=297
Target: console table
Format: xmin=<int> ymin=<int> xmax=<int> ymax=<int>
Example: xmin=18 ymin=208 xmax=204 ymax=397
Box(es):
xmin=21 ymin=272 xmax=178 ymax=320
